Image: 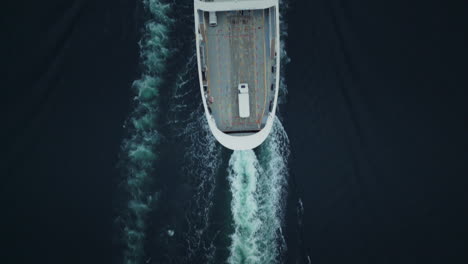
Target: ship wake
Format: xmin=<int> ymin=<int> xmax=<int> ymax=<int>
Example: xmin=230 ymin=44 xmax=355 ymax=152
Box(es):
xmin=167 ymin=50 xmax=222 ymax=263
xmin=116 ymin=1 xmax=173 ymax=263
xmin=227 ymin=0 xmax=291 ymax=262
xmin=227 ymin=119 xmax=290 ymax=264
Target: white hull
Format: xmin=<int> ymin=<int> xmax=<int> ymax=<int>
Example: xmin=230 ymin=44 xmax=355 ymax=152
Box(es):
xmin=194 ymin=0 xmax=280 ymax=150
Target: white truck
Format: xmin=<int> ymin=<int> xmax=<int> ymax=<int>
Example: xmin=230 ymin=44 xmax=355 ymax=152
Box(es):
xmin=238 ymin=83 xmax=250 ymax=118
xmin=209 ymin=12 xmax=217 ymax=27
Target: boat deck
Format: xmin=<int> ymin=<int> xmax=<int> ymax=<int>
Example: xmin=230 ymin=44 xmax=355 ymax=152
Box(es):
xmin=202 ymin=9 xmax=275 ymax=134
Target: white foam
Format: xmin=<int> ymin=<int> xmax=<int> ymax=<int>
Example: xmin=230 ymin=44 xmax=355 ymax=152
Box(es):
xmin=119 ymin=1 xmax=173 ymax=264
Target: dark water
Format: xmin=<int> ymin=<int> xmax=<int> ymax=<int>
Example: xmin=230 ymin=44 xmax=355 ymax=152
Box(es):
xmin=2 ymin=0 xmax=468 ymax=263
xmin=284 ymin=1 xmax=468 ymax=263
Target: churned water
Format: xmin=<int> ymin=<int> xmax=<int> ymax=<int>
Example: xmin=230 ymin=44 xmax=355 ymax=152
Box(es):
xmin=118 ymin=1 xmax=173 ymax=263
xmin=227 ymin=119 xmax=290 ymax=264
xmin=117 ymin=0 xmax=291 ymax=263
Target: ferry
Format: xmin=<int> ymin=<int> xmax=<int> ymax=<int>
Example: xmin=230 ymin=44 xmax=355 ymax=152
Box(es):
xmin=194 ymin=0 xmax=280 ymax=150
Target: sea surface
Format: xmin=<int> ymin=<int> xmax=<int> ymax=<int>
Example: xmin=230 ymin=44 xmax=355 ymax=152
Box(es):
xmin=3 ymin=0 xmax=467 ymax=263
xmin=113 ymin=0 xmax=468 ymax=263
xmin=114 ymin=1 xmax=298 ymax=263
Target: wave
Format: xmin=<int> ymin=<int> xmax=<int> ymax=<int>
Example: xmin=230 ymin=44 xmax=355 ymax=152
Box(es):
xmin=228 ymin=150 xmax=262 ymax=264
xmin=117 ymin=1 xmax=173 ymax=264
xmin=227 ymin=0 xmax=291 ymax=262
xmin=256 ymin=119 xmax=290 ymax=262
xmin=182 ymin=115 xmax=221 ymax=264
xmin=227 ymin=119 xmax=289 ymax=264
xmin=166 ymin=48 xmax=222 ymax=263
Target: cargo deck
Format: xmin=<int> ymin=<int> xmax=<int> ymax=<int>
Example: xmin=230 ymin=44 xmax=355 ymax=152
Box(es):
xmin=200 ymin=8 xmax=276 ymax=134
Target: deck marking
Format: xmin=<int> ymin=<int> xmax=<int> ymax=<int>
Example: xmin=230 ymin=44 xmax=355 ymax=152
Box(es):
xmin=225 ymin=14 xmax=233 ymax=127
xmin=251 ymin=11 xmax=258 ymax=124
xmin=214 ymin=24 xmax=223 ymax=120
xmin=260 ymin=9 xmax=268 ymax=126
xmin=203 ymin=13 xmax=212 ymax=97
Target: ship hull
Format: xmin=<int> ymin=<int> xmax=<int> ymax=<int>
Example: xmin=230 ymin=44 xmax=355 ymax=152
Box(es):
xmin=194 ymin=0 xmax=280 ymax=150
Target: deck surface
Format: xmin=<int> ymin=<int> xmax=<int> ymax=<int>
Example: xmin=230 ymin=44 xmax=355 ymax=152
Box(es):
xmin=203 ymin=9 xmax=273 ymax=133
